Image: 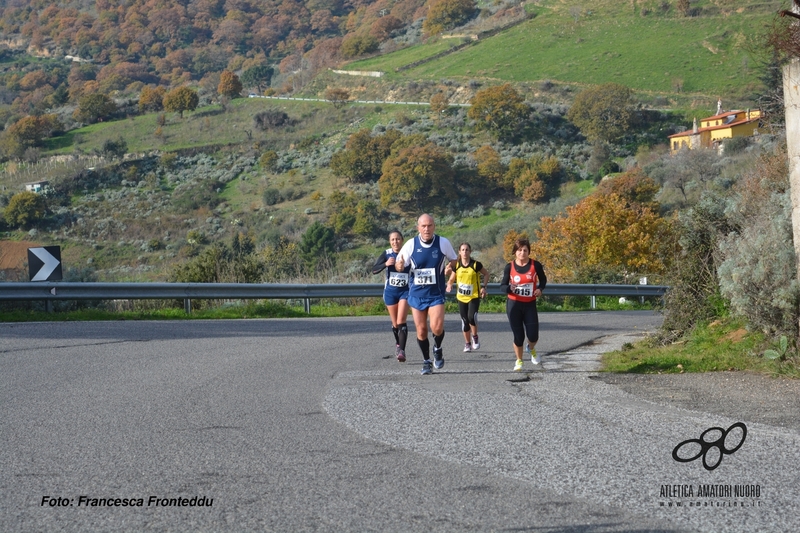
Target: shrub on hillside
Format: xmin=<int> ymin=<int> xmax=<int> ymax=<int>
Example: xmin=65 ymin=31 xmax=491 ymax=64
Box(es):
xmin=655 ymin=194 xmax=733 ymax=343
xmin=423 ymin=0 xmax=478 ymax=35
xmin=253 ymin=109 xmax=290 ymax=130
xmin=567 ymin=83 xmax=635 ymax=143
xmin=717 ymin=148 xmax=799 ymax=338
xmin=4 ymin=191 xmax=48 ymax=228
xmin=718 ymin=190 xmax=799 ymax=338
xmin=172 ymin=179 xmax=222 ymax=212
xmin=468 ymin=83 xmax=529 ymax=142
xmin=723 ymin=136 xmax=750 ymax=155
xmin=260 ymin=237 xmax=303 ymax=282
xmin=330 ymin=128 xmax=402 ymax=183
xmin=259 ymin=150 xmax=279 ymax=170
xmin=1 ymin=114 xmax=64 ymax=158
xmin=263 ymin=188 xmax=281 ymax=206
xmin=300 ymin=221 xmax=336 ymax=272
xmin=102 ymin=136 xmax=128 ymax=159
xmin=73 ymin=93 xmax=118 ymax=124
xmin=340 ymin=34 xmax=379 ymax=58
xmin=172 ymin=235 xmax=263 ymax=289
xmin=378 ymin=142 xmax=457 ymax=208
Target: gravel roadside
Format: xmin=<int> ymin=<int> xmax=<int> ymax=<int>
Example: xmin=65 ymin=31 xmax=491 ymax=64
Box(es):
xmin=595 ymin=371 xmax=800 ymax=431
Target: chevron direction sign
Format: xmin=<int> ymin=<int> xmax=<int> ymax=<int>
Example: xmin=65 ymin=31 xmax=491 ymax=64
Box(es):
xmin=28 ymin=246 xmax=62 ymax=282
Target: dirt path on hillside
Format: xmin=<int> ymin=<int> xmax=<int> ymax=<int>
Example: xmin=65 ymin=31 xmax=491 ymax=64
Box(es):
xmin=0 ymin=240 xmax=38 ymax=273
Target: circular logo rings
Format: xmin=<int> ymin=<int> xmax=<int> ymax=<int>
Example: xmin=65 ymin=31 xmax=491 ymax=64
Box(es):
xmin=672 ymin=422 xmax=747 ymax=471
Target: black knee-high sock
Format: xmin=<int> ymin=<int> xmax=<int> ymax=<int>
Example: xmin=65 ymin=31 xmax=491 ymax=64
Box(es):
xmin=391 ymin=326 xmax=399 ymax=345
xmin=418 ymin=337 xmax=430 ymax=360
xmin=398 ymin=324 xmax=408 ymax=350
xmin=433 ymin=332 xmax=444 ymax=349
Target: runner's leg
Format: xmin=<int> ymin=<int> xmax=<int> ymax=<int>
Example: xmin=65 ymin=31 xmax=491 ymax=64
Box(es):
xmin=412 ymin=307 xmax=431 ymax=360
xmin=459 ymin=300 xmax=471 ymax=345
xmin=397 ymin=299 xmax=409 ymax=350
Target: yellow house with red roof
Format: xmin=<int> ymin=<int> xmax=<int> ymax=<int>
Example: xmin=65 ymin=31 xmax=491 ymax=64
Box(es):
xmin=668 ymin=105 xmax=762 ymax=153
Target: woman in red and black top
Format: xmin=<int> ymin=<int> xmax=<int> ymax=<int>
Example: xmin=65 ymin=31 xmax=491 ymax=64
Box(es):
xmin=500 ymin=238 xmax=547 ymax=372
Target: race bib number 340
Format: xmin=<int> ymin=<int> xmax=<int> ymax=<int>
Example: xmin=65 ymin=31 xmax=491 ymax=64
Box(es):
xmin=414 ymin=268 xmax=436 ymax=285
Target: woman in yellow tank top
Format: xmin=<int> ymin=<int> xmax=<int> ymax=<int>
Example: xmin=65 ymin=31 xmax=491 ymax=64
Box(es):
xmin=446 ymin=243 xmax=489 ymax=352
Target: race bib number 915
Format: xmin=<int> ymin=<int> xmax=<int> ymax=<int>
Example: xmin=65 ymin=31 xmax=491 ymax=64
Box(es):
xmin=514 ymin=283 xmax=534 ymax=297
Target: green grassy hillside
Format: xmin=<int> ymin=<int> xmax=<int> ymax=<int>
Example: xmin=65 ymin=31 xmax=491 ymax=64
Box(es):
xmin=0 ymin=0 xmax=783 ymax=286
xmin=347 ymin=0 xmax=781 ymax=99
xmin=0 ymin=94 xmax=604 ymax=283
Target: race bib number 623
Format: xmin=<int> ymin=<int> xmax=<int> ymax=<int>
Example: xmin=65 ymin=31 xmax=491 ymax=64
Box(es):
xmin=388 ymin=271 xmax=408 ymax=287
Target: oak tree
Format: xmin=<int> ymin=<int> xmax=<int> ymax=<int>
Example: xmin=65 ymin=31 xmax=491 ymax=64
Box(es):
xmin=324 ymin=87 xmax=351 ymax=109
xmin=4 ymin=191 xmax=48 ymax=228
xmin=468 ymin=83 xmax=529 ymax=141
xmin=567 ymin=83 xmax=635 ymax=143
xmin=530 ymin=193 xmax=673 ymax=283
xmin=423 ymin=0 xmax=478 ymax=35
xmin=3 ymin=114 xmax=63 ymax=153
xmin=240 ymin=65 xmax=274 ymax=94
xmin=595 ymin=168 xmax=660 ymax=210
xmin=340 ymin=33 xmax=379 ymax=58
xmin=163 ymin=86 xmax=199 ymax=117
xmin=430 ymin=92 xmax=450 ymax=116
xmin=370 ymin=15 xmax=404 ymax=41
xmin=330 ymin=128 xmax=402 ymax=182
xmin=73 ymin=93 xmax=118 ymax=124
xmin=218 ymin=70 xmax=243 ymax=98
xmin=474 ymin=145 xmax=508 ymax=189
xmin=139 ymin=86 xmax=166 ymax=113
xmin=378 ymin=142 xmax=456 ymax=208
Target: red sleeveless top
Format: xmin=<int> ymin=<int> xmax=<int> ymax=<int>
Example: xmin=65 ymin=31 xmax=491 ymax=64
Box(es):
xmin=507 ymin=261 xmax=537 ymax=302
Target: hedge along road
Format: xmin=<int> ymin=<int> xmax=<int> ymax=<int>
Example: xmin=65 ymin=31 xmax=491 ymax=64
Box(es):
xmin=1 ymin=311 xmax=798 ymax=532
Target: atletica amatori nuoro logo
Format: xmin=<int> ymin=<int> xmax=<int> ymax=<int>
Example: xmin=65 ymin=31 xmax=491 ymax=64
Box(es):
xmin=672 ymin=422 xmax=747 ymax=471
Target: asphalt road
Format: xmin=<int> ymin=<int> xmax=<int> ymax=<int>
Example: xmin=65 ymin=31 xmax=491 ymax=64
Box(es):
xmin=2 ymin=311 xmax=798 ymax=532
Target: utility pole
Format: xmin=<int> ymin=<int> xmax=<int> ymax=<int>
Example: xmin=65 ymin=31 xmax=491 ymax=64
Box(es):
xmin=784 ymin=1 xmax=800 ymax=334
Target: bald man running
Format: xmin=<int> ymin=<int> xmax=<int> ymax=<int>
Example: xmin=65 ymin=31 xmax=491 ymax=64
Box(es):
xmin=394 ymin=214 xmax=458 ymax=375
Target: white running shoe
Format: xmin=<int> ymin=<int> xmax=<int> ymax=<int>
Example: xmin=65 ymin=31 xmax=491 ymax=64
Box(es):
xmin=463 ymin=343 xmax=471 ymax=352
xmin=471 ymin=335 xmax=480 ymax=350
xmin=514 ymin=359 xmax=523 ymax=372
xmin=527 ymin=343 xmax=540 ymax=365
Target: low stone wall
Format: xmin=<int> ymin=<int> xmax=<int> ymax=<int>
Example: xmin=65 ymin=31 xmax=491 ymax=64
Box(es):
xmin=331 ymin=69 xmax=383 ymax=78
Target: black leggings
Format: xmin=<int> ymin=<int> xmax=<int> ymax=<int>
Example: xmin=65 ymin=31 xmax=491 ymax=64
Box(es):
xmin=506 ymin=298 xmax=539 ymax=347
xmin=458 ymin=299 xmax=480 ymax=331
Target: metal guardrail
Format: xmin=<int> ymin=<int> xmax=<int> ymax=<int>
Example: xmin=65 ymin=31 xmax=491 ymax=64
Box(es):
xmin=0 ymin=282 xmax=668 ymax=313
